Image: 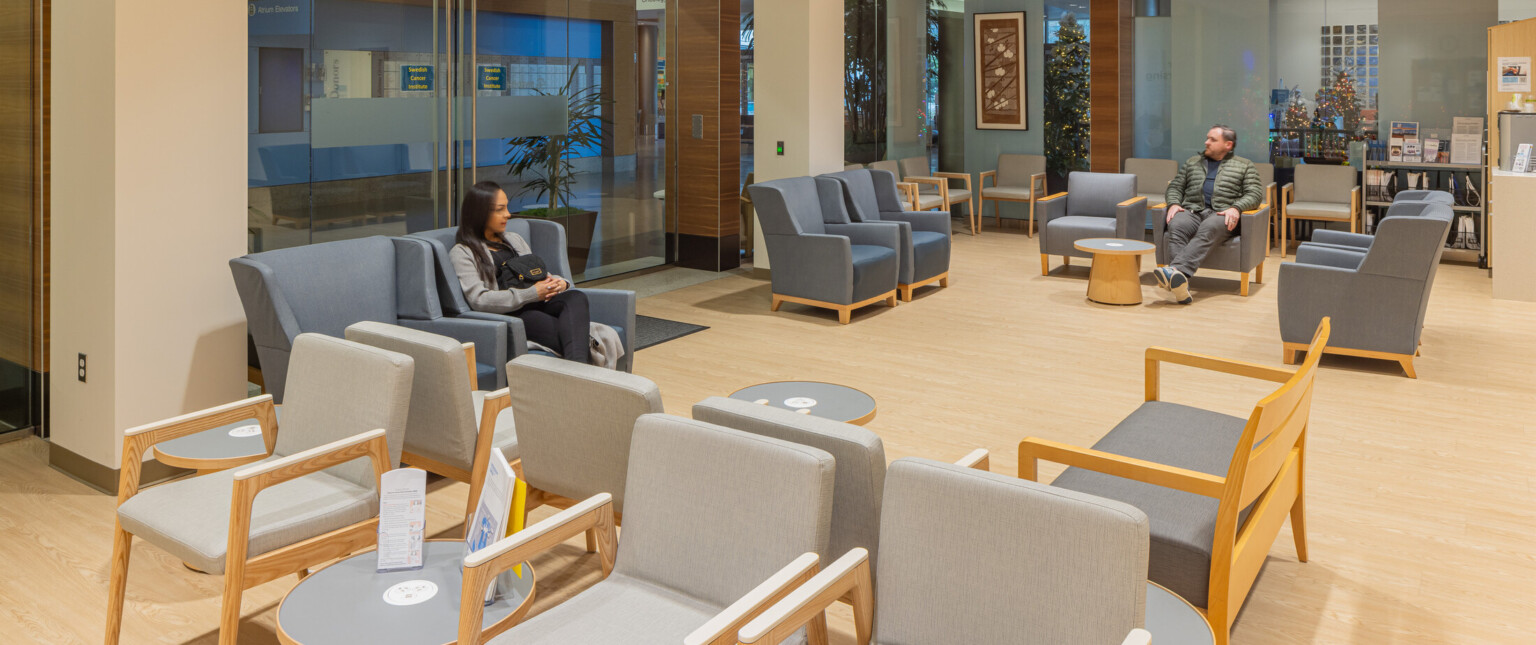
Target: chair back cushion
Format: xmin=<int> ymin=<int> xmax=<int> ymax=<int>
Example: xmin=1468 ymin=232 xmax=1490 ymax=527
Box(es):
xmin=875 ymin=458 xmax=1149 ymax=644
xmin=1123 ymin=158 xmax=1178 ymax=196
xmin=749 ymin=177 xmax=827 ymax=236
xmin=819 ymin=170 xmax=883 ymax=222
xmin=844 ymin=163 xmax=865 ymax=171
xmin=405 ymin=228 xmax=474 ymax=316
xmin=234 ymin=236 xmax=400 ymax=341
xmin=1293 ymin=164 xmax=1356 ymax=205
xmin=868 ymin=159 xmax=902 ymax=179
xmin=1359 ymin=204 xmax=1454 ymax=280
xmin=898 ymin=156 xmax=930 ymax=180
xmin=277 ymin=333 xmax=415 ymax=488
xmin=392 ymin=237 xmax=446 ymax=322
xmin=343 ymin=322 xmax=478 ymax=471
xmin=1392 ymin=189 xmax=1454 ymax=205
xmin=508 ymin=354 xmax=663 ymax=513
xmin=1066 ymin=171 xmax=1137 ymax=218
xmin=997 ymin=153 xmax=1046 ymax=187
xmin=1254 ymin=161 xmax=1275 ymax=187
xmin=690 ymin=396 xmax=885 ymax=567
xmin=615 ymin=414 xmax=836 ymax=609
xmin=867 ymin=169 xmax=910 ymax=213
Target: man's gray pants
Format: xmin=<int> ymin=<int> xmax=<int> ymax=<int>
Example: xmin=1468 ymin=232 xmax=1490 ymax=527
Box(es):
xmin=1166 ymin=208 xmax=1232 ymax=276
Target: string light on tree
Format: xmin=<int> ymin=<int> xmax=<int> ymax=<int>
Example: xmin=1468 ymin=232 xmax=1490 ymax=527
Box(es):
xmin=1044 ymin=12 xmax=1089 ymax=179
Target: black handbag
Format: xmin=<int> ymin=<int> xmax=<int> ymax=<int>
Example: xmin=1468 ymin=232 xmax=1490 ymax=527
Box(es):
xmin=496 ymin=252 xmax=549 ymax=290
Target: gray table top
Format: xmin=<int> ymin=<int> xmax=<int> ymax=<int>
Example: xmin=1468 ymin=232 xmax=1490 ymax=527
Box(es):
xmin=1146 ymin=581 xmax=1215 ymax=644
xmin=728 ymin=381 xmax=876 ymax=424
xmin=278 ymin=540 xmax=534 ymax=645
xmin=1074 ymin=238 xmax=1156 ymax=254
xmin=154 ymin=407 xmax=281 ymax=462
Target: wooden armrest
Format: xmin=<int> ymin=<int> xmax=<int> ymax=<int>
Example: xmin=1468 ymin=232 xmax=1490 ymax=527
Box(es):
xmin=1281 ymin=183 xmax=1294 ymax=203
xmin=118 ymin=394 xmax=278 ymax=502
xmin=932 ymin=171 xmax=972 ymax=189
xmin=903 ymin=176 xmax=943 ymax=189
xmin=233 ymin=428 xmax=389 ymax=487
xmin=1031 ymin=172 xmax=1048 ymax=189
xmin=979 ymin=169 xmax=997 ymax=184
xmin=737 ymin=549 xmax=872 ymax=645
xmin=1144 ymin=346 xmax=1295 ymax=403
xmin=1122 ymin=628 xmax=1152 ymax=645
xmin=1017 ymin=437 xmax=1225 ymax=499
xmin=462 ymin=342 xmax=477 ymax=391
xmin=953 ymin=448 xmax=990 ymax=471
xmin=685 ymin=553 xmax=822 ymax=645
xmin=1117 ymin=196 xmax=1148 ymax=208
xmin=458 ymin=493 xmax=618 ymax=645
xmin=1035 ymin=191 xmax=1069 ymax=202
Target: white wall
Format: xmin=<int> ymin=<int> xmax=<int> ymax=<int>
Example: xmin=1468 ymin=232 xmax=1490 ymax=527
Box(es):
xmin=1270 ymin=0 xmax=1378 ymax=110
xmin=52 ymin=0 xmax=248 ymax=472
xmin=1501 ymin=0 xmax=1536 ymax=22
xmin=751 ymin=0 xmax=844 ymax=270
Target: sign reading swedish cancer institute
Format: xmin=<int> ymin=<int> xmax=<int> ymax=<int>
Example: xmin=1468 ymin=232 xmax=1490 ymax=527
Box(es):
xmin=402 ymin=65 xmax=434 ymax=92
xmin=478 ymin=66 xmax=506 ymax=91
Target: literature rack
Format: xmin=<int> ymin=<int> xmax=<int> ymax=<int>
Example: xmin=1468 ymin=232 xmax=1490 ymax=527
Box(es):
xmin=1361 ymin=157 xmax=1488 ymax=268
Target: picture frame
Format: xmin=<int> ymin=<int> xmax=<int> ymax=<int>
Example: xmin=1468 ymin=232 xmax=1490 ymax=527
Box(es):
xmin=974 ymin=11 xmax=1028 ymax=130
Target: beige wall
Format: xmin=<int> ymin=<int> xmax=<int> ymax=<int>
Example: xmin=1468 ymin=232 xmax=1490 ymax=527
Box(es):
xmin=751 ymin=0 xmax=844 ymax=269
xmin=51 ymin=0 xmax=248 ymax=470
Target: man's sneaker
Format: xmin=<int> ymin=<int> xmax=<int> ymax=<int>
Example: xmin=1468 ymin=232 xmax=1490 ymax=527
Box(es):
xmin=1153 ymin=267 xmax=1172 ymax=291
xmin=1167 ymin=268 xmax=1193 ymax=304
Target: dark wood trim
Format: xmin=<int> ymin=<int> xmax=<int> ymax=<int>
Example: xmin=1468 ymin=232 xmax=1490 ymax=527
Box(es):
xmin=48 ymin=441 xmax=190 ymax=496
xmin=665 ymin=0 xmax=741 ymax=271
xmin=1089 ymin=0 xmax=1133 ymax=173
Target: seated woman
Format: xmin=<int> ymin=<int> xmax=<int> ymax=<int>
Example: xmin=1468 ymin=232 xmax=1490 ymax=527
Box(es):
xmin=451 ymin=180 xmax=591 ymax=363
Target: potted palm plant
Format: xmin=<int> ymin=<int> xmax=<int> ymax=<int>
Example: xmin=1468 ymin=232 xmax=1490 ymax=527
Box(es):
xmin=506 ymin=66 xmax=610 ymax=274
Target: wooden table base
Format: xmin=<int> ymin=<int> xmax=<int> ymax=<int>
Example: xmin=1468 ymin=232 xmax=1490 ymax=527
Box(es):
xmin=1086 ymin=253 xmax=1145 ymax=305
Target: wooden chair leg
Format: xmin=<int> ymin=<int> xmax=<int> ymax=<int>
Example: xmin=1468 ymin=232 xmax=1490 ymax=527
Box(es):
xmin=939 ymin=276 xmax=948 ymax=288
xmin=1291 ymin=435 xmax=1309 ymax=563
xmin=1063 ymin=256 xmax=1070 ymax=267
xmin=770 ymin=294 xmax=783 ymax=312
xmin=1282 ymin=347 xmax=1299 ymax=365
xmin=886 ymin=293 xmax=898 ymax=307
xmin=217 ymin=571 xmax=246 ymax=645
xmin=585 ymin=528 xmax=599 ymax=553
xmin=1256 ymin=261 xmax=1265 ymax=284
xmin=104 ymin=525 xmax=133 ymax=645
xmin=1240 ymin=272 xmax=1250 ymax=297
xmin=838 ymin=308 xmax=851 ymax=325
xmin=1040 ymin=254 xmax=1049 ymax=276
xmin=1281 ymin=216 xmax=1289 ymax=258
xmin=1400 ymin=357 xmax=1417 ymax=379
xmin=970 ymin=196 xmax=979 ymax=236
xmin=899 ymin=285 xmax=913 ymax=302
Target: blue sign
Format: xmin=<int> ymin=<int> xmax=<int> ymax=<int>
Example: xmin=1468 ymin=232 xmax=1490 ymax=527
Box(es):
xmin=478 ymin=66 xmax=506 ymax=91
xmin=401 ymin=65 xmax=434 ymax=92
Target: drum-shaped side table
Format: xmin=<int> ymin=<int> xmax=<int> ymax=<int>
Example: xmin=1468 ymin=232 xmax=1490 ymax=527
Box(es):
xmin=277 ymin=540 xmax=535 ymax=645
xmin=728 ymin=381 xmax=876 ymax=425
xmin=1072 ymin=238 xmax=1156 ymax=305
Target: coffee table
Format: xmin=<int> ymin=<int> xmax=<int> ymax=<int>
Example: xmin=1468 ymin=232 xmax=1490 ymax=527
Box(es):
xmin=729 ymin=381 xmax=876 ymax=425
xmin=1072 ymin=238 xmax=1156 ymax=305
xmin=1146 ymin=581 xmax=1216 ymax=644
xmin=153 ymin=408 xmax=280 ymax=475
xmin=276 ymin=539 xmax=535 ymax=645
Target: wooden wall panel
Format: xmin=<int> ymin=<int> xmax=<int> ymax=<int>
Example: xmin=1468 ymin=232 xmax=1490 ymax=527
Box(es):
xmin=0 ymin=0 xmax=40 ymax=372
xmin=1089 ymin=0 xmax=1133 ymax=173
xmin=665 ymin=0 xmax=740 ymax=270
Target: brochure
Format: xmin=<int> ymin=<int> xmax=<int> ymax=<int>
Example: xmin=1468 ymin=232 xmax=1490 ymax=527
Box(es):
xmin=466 ymin=450 xmax=516 ymax=603
xmin=377 ymin=468 xmax=427 ymax=573
xmin=1512 ymin=143 xmax=1532 ymax=173
xmin=1451 ymin=117 xmax=1484 ymax=165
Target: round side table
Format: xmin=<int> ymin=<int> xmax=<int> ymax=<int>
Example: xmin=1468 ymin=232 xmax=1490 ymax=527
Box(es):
xmin=1072 ymin=238 xmax=1156 ymax=305
xmin=153 ymin=408 xmax=280 ymax=474
xmin=729 ymin=381 xmax=877 ymax=425
xmin=1146 ymin=581 xmax=1216 ymax=645
xmin=276 ymin=540 xmax=535 ymax=645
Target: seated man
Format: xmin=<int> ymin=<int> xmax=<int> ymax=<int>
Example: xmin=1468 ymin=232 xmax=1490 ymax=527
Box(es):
xmin=1152 ymin=125 xmax=1264 ymax=304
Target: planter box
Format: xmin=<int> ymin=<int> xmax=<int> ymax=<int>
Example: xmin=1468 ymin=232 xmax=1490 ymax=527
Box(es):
xmin=512 ymin=208 xmax=597 ymax=275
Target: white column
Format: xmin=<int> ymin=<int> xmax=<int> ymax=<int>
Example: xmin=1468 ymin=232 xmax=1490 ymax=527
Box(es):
xmin=751 ymin=0 xmax=844 ymax=270
xmin=51 ymin=0 xmax=248 ymax=483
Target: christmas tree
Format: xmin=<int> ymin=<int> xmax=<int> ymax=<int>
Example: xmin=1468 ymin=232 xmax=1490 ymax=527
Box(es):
xmin=1282 ymin=88 xmax=1309 ymax=130
xmin=1044 ymin=12 xmax=1089 ymax=178
xmin=1314 ymin=69 xmax=1362 ymax=133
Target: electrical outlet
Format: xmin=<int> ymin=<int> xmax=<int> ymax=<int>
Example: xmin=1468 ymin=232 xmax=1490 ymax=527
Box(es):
xmin=77 ymin=353 xmax=87 ymax=383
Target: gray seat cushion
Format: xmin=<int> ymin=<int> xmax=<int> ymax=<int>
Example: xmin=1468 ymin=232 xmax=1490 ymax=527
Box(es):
xmin=916 ymin=194 xmax=945 ymax=210
xmin=1046 ymin=215 xmax=1116 ymax=248
xmin=851 ymin=245 xmax=898 ymax=298
xmin=982 ymin=186 xmax=1034 ymax=200
xmin=1047 ymin=401 xmax=1249 ymax=608
xmin=488 ymin=574 xmax=726 ymax=644
xmin=911 ymin=231 xmax=947 ymax=255
xmin=1287 ymin=201 xmax=1351 ymax=220
xmin=946 ymin=188 xmax=972 ymax=203
xmin=471 ymin=390 xmax=520 ymax=461
xmin=117 ymin=464 xmax=376 ymax=574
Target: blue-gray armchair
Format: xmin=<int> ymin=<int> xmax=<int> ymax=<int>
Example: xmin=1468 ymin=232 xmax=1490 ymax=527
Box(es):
xmin=1152 ymin=201 xmax=1271 ymax=296
xmin=1301 ymin=197 xmax=1447 ymax=255
xmin=1279 ymin=203 xmax=1453 ymax=378
xmin=231 ymin=236 xmax=508 ymax=402
xmin=1038 ymin=171 xmax=1146 ymax=275
xmin=408 ymin=222 xmax=635 ymax=374
xmin=819 ymin=168 xmax=952 ymax=301
xmin=749 ymin=176 xmax=900 ymax=324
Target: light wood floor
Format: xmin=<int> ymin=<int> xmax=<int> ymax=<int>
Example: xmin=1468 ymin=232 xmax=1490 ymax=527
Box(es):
xmin=4 ymin=223 xmax=1534 ymax=644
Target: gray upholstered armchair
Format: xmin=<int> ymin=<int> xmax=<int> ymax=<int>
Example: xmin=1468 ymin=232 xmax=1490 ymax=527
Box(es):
xmin=736 ymin=458 xmax=1151 ymax=645
xmin=819 ymin=168 xmax=952 ymax=301
xmin=1393 ymin=189 xmax=1454 ymax=204
xmin=1279 ymin=203 xmax=1453 ymax=378
xmin=1301 ymin=197 xmax=1448 ymax=255
xmin=231 ymin=236 xmax=509 ymax=401
xmin=1038 ymin=171 xmax=1146 ymax=275
xmin=408 ymin=223 xmax=636 ymax=374
xmin=749 ymin=176 xmax=901 ymax=324
xmin=1280 ymin=164 xmax=1360 ymax=256
xmin=1152 ymin=202 xmax=1271 ymax=296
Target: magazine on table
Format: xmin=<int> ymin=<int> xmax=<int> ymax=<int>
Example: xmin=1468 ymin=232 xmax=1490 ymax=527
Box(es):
xmin=465 ymin=450 xmax=516 ymax=604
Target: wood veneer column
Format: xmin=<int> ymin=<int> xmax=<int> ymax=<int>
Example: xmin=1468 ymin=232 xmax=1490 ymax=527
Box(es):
xmin=1090 ymin=0 xmax=1133 ymax=172
xmin=665 ymin=0 xmax=740 ymax=271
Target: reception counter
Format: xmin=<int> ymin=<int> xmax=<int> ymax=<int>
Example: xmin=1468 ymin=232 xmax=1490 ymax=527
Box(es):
xmin=1492 ymin=169 xmax=1536 ymax=302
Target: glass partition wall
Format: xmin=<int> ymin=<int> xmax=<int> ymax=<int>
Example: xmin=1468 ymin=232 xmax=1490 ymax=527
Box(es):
xmin=248 ymin=0 xmax=669 ymax=282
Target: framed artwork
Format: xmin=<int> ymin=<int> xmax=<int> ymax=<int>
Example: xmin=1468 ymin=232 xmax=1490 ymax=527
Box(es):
xmin=974 ymin=11 xmax=1027 ymax=130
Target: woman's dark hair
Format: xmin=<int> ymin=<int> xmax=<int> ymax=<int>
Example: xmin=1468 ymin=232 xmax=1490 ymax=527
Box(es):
xmin=456 ymin=180 xmax=505 ymax=285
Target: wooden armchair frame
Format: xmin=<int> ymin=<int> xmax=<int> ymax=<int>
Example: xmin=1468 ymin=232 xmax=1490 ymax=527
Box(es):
xmin=106 ymin=393 xmax=393 ymax=645
xmin=1281 ymin=183 xmax=1359 ymax=258
xmin=1017 ymin=319 xmax=1329 ymax=645
xmin=979 ymin=169 xmax=1048 ymax=236
xmin=456 ymin=492 xmax=823 ymax=645
xmin=903 ymin=175 xmax=948 ymax=214
xmin=931 ymin=171 xmax=977 ymax=236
